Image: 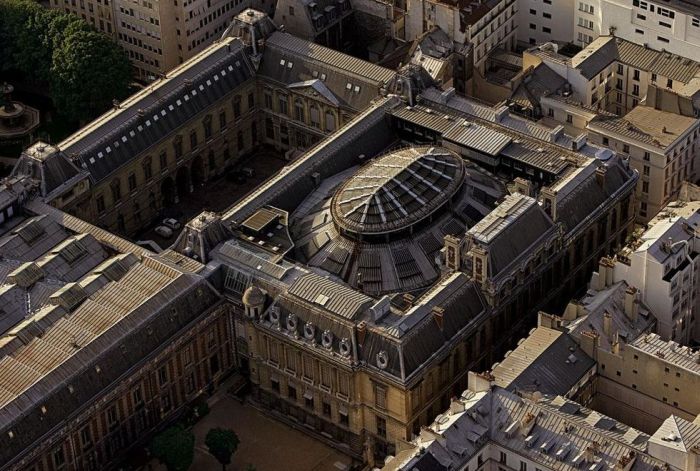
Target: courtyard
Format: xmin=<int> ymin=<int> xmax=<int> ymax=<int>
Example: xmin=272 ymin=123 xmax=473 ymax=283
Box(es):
xmin=148 ymin=391 xmax=352 ymax=471
xmin=134 ymin=147 xmax=290 ymax=249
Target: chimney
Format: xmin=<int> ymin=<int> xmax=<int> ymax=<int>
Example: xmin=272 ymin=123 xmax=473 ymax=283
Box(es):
xmin=595 ymin=165 xmax=607 ymax=187
xmin=356 ymin=321 xmax=367 ymax=346
xmin=580 ymin=331 xmax=599 ymax=360
xmin=521 ymin=412 xmax=537 ymax=436
xmin=467 ymin=371 xmax=492 ymax=392
xmin=603 ymin=311 xmax=613 ymax=338
xmin=449 ymin=398 xmax=466 ymax=414
xmin=563 ymin=301 xmax=579 ymax=321
xmin=624 ymin=286 xmax=639 ymax=322
xmin=611 ymin=331 xmax=621 ymax=355
xmin=538 ymin=311 xmax=561 ymax=329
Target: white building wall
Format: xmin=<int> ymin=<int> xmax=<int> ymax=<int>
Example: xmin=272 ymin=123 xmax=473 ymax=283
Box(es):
xmin=517 ymin=0 xmax=574 ymax=45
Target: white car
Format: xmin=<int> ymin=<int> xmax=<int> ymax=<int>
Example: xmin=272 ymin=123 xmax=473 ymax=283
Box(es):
xmin=155 ymin=225 xmax=173 ymax=238
xmin=162 ymin=218 xmax=181 ymax=230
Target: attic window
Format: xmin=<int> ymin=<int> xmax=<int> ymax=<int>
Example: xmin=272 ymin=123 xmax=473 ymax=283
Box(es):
xmin=106 ymin=146 xmax=112 ymax=153
xmin=213 ymin=74 xmax=219 ymax=81
xmin=314 ymin=293 xmax=330 ymax=306
xmin=221 ymin=69 xmax=227 ymax=76
xmin=129 ymin=130 xmax=136 ymax=137
xmin=235 ymin=60 xmax=241 ymax=67
xmin=184 ymin=95 xmax=190 ymax=101
xmin=287 ymin=61 xmax=293 ymax=68
xmin=280 ymin=59 xmax=286 ymax=66
xmin=152 ymin=114 xmax=159 ymax=121
xmin=228 ymin=65 xmax=234 ymax=71
xmin=161 ymin=109 xmax=167 ymax=116
xmin=320 ymin=73 xmax=327 ymax=81
xmin=354 ymin=85 xmax=361 ymax=93
xmin=346 ymin=82 xmax=352 ymax=90
xmin=312 ymin=70 xmax=319 ymax=78
xmin=145 ymin=120 xmax=151 ymax=126
xmin=206 ymin=80 xmax=211 ymax=86
xmin=176 ymin=99 xmax=182 ymax=106
xmin=97 ymin=152 xmax=104 ymax=158
xmin=7 ymin=431 xmax=13 ymax=439
xmin=169 ymin=104 xmax=175 ymax=111
xmin=191 ymin=90 xmax=197 ymax=96
xmin=121 ymin=136 xmax=127 ymax=142
xmin=198 ymin=84 xmax=204 ymax=91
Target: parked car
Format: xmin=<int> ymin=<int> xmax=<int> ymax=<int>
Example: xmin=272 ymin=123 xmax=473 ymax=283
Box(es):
xmin=155 ymin=225 xmax=173 ymax=238
xmin=162 ymin=218 xmax=181 ymax=230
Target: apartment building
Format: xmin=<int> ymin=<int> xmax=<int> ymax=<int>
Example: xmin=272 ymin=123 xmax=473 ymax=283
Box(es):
xmin=587 ymin=106 xmax=700 ymax=220
xmin=519 ymin=0 xmax=700 ymax=59
xmin=383 ymin=375 xmax=671 ymax=471
xmin=525 ymin=36 xmax=700 ymax=117
xmin=13 ymin=11 xmax=398 ymax=237
xmin=50 ymin=0 xmax=255 ymax=79
xmin=272 ymin=0 xmax=353 ymax=49
xmin=404 ymin=0 xmax=518 ymax=75
xmin=539 ymin=252 xmax=700 ymax=434
xmin=609 ymin=190 xmax=700 ymax=344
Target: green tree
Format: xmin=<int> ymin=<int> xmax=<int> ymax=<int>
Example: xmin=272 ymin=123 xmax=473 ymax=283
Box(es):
xmin=205 ymin=428 xmax=240 ymax=471
xmin=51 ymin=29 xmax=131 ymax=122
xmin=150 ymin=425 xmax=195 ymax=471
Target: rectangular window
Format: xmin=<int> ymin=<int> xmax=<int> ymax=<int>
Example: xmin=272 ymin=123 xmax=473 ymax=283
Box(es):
xmin=288 ymin=384 xmax=297 ymax=401
xmin=128 ymin=173 xmax=137 ymax=192
xmin=189 ymin=130 xmax=198 ymax=149
xmin=376 ymin=416 xmax=387 ymax=438
xmin=219 ymin=110 xmax=227 ymax=129
xmin=375 ymin=384 xmax=387 ymax=410
xmin=160 ymin=150 xmax=167 ymax=170
xmin=322 ymin=401 xmax=331 ymax=417
xmin=96 ymin=195 xmax=105 ymax=213
xmin=157 ymin=365 xmax=168 ymax=386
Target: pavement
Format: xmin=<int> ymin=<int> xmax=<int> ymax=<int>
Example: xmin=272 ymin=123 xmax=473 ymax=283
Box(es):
xmin=189 ymin=395 xmax=352 ymax=471
xmin=134 ymin=149 xmax=289 ymax=249
xmin=147 ymin=376 xmax=353 ymax=471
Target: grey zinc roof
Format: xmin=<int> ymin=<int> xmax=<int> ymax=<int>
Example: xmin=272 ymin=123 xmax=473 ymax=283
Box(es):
xmin=259 ymin=32 xmax=396 ymax=111
xmin=265 ymin=31 xmax=396 ymax=84
xmin=588 ymin=106 xmax=698 ymax=150
xmin=287 ymin=272 xmax=373 ymax=320
xmin=58 ymin=38 xmax=254 ymax=184
xmin=492 ymin=327 xmax=595 ymax=396
xmin=570 ymin=36 xmax=700 ymax=83
xmin=468 ymin=194 xmax=555 ymax=278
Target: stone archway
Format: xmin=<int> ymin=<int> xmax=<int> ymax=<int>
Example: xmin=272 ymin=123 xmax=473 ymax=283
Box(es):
xmin=191 ymin=155 xmax=204 ymax=188
xmin=161 ymin=176 xmax=175 ymax=206
xmin=175 ymin=166 xmax=190 ymax=199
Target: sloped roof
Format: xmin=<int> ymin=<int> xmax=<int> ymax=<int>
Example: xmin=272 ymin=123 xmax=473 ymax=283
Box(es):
xmin=58 ymin=38 xmax=254 ymax=184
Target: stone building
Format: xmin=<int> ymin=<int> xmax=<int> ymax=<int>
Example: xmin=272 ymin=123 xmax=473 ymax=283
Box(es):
xmin=49 ymin=0 xmax=271 ymax=80
xmin=0 ymin=175 xmax=234 ymax=471
xmin=165 ymin=85 xmax=638 ymax=462
xmin=12 ymin=10 xmax=398 ymax=237
xmin=587 ymin=106 xmax=700 ymax=221
xmin=524 ymin=37 xmax=700 ymax=118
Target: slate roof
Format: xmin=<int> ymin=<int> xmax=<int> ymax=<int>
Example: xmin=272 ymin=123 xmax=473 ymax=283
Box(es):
xmin=565 ymin=36 xmax=700 ymax=84
xmin=386 ymin=388 xmax=667 ymax=471
xmin=468 ymin=194 xmax=556 ymax=278
xmin=492 ymin=327 xmax=595 ymax=396
xmin=57 ymin=38 xmax=254 ymax=184
xmin=258 ymin=31 xmax=396 ymax=111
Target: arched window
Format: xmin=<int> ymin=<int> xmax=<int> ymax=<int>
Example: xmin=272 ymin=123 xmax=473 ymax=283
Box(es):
xmin=295 ymin=99 xmax=305 ymax=122
xmin=142 ymin=156 xmax=153 ymax=180
xmin=309 ymin=105 xmax=320 ymax=128
xmin=173 ymin=135 xmax=183 ymax=158
xmin=111 ymin=178 xmax=121 ymax=202
xmin=325 ymin=111 xmax=336 ymax=132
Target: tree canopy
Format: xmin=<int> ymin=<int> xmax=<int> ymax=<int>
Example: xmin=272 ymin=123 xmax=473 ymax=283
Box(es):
xmin=0 ymin=0 xmax=131 ymax=122
xmin=205 ymin=427 xmax=240 ymax=471
xmin=150 ymin=425 xmax=195 ymax=471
